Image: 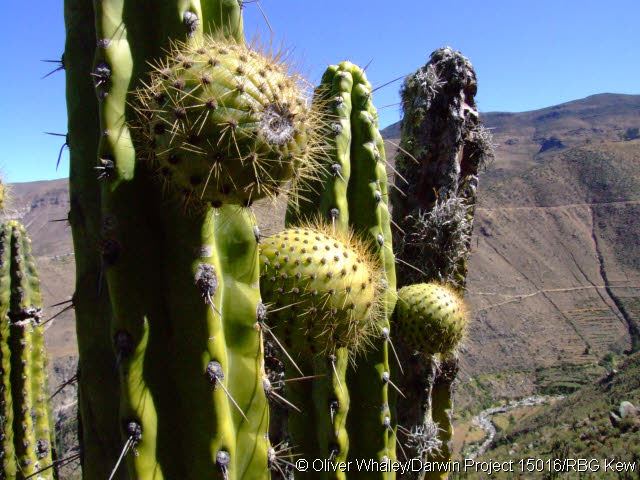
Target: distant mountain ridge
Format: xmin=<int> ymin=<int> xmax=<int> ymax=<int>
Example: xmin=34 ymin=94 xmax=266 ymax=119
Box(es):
xmin=3 ymin=93 xmax=640 ymax=409
xmin=382 ymin=92 xmax=640 ymax=182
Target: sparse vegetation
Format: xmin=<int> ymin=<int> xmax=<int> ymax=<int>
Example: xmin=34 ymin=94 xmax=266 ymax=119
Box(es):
xmin=620 ymin=127 xmax=640 ymax=141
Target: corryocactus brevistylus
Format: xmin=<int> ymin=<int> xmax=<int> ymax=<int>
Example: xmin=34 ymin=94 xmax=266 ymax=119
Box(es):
xmin=0 ymin=222 xmax=56 ymax=480
xmin=281 ymin=61 xmax=398 ymax=478
xmin=391 ymin=47 xmax=492 ymax=479
xmin=64 ymin=0 xmax=323 ymax=478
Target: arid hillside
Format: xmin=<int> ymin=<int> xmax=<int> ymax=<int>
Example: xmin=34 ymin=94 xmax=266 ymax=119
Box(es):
xmin=3 ymin=93 xmax=639 ymax=409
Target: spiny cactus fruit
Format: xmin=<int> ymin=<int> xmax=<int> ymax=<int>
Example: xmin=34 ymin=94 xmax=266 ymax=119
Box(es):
xmin=0 ymin=222 xmax=56 ymax=479
xmin=136 ymin=36 xmax=324 ymax=208
xmin=260 ymin=222 xmax=384 ymax=477
xmin=395 ymin=283 xmax=466 ymax=356
xmin=259 ymin=223 xmax=382 ymax=357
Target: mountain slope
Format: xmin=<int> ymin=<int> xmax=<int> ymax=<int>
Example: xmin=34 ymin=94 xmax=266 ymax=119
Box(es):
xmin=463 ymin=351 xmax=640 ymax=479
xmin=464 ymin=140 xmax=640 ymax=379
xmin=3 ymin=93 xmax=640 ymax=404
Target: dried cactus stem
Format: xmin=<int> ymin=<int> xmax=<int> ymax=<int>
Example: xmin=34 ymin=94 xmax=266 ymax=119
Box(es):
xmin=392 ymin=48 xmax=491 ymax=479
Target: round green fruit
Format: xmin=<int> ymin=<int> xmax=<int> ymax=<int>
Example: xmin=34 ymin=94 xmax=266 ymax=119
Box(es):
xmin=395 ymin=283 xmax=467 ymax=355
xmin=137 ymin=37 xmax=322 ymax=207
xmin=259 ymin=225 xmax=382 ymax=356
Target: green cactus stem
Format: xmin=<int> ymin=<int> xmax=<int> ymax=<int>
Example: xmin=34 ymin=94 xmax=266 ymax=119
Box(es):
xmin=343 ymin=66 xmax=397 ymax=477
xmin=64 ymin=0 xmax=333 ymax=476
xmin=280 ymin=62 xmax=356 ymax=476
xmin=283 ymin=61 xmax=398 ymax=478
xmin=64 ymin=0 xmax=122 ymax=476
xmin=0 ymin=222 xmax=56 ymax=479
xmin=0 ymin=224 xmax=16 ymax=479
xmin=30 ymin=314 xmax=55 ymax=476
xmin=427 ymin=356 xmax=458 ymax=480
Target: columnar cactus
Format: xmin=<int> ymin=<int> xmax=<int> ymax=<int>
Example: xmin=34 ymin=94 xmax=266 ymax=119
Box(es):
xmin=278 ymin=61 xmax=398 ymax=478
xmin=392 ymin=47 xmax=492 ymax=290
xmin=63 ymin=0 xmax=324 ymax=478
xmin=63 ymin=0 xmax=486 ymax=474
xmin=391 ymin=47 xmax=493 ymax=479
xmin=0 ymin=222 xmax=56 ymax=479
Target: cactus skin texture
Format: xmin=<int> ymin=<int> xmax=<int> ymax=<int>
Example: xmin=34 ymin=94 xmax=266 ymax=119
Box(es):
xmin=260 ymin=225 xmax=381 ymax=356
xmin=64 ymin=0 xmax=122 ymax=477
xmin=64 ymin=0 xmax=284 ymax=478
xmin=283 ymin=61 xmax=398 ymax=478
xmin=0 ymin=222 xmax=56 ymax=480
xmin=0 ymin=225 xmax=16 ymax=479
xmin=395 ymin=283 xmax=466 ymax=356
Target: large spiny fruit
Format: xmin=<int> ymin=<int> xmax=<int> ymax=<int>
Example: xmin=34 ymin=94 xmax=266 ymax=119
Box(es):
xmin=137 ymin=37 xmax=322 ymax=207
xmin=259 ymin=224 xmax=382 ymax=356
xmin=395 ymin=283 xmax=467 ymax=355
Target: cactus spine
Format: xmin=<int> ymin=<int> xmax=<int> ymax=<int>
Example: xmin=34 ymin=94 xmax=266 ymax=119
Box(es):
xmin=0 ymin=222 xmax=56 ymax=479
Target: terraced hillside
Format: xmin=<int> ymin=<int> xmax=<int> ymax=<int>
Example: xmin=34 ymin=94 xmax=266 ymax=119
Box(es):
xmin=2 ymin=93 xmax=639 ymax=423
xmin=456 ymin=351 xmax=640 ymax=479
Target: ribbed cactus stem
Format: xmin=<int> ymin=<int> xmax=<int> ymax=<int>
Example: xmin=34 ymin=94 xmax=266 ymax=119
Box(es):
xmin=344 ymin=66 xmax=398 ymax=478
xmin=427 ymin=355 xmax=458 ymax=480
xmin=64 ymin=0 xmax=123 ymax=476
xmin=66 ymin=0 xmax=278 ymax=477
xmin=0 ymin=225 xmax=16 ymax=478
xmin=284 ymin=61 xmax=398 ymax=478
xmin=282 ymin=63 xmax=356 ymax=476
xmin=0 ymin=222 xmax=56 ymax=479
xmin=30 ymin=297 xmax=55 ymax=478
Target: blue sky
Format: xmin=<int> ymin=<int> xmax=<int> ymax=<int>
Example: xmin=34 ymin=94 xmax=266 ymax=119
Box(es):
xmin=2 ymin=0 xmax=639 ymax=183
